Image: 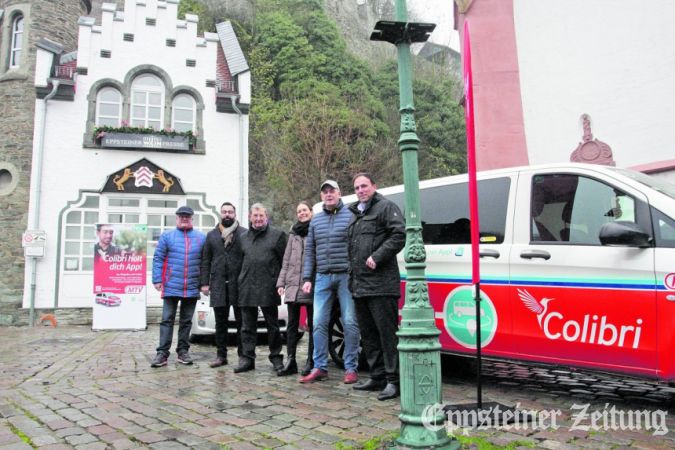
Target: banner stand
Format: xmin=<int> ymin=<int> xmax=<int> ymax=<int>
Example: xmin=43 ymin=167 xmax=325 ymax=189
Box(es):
xmin=92 ymin=223 xmax=147 ymax=330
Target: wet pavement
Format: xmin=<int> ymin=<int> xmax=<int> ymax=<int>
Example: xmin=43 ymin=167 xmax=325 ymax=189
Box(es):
xmin=1 ymin=325 xmax=674 ymax=449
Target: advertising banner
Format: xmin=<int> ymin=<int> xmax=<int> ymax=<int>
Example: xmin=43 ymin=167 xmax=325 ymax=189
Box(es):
xmin=92 ymin=224 xmax=147 ymax=330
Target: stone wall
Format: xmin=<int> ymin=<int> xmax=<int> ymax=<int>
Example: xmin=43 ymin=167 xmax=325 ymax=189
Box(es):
xmin=0 ymin=0 xmax=90 ymax=325
xmin=33 ymin=306 xmax=163 ymax=326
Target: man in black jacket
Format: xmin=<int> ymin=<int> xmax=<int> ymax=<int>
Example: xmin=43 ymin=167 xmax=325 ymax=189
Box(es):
xmin=200 ymin=202 xmax=247 ymax=368
xmin=234 ymin=203 xmax=288 ymax=373
xmin=348 ymin=173 xmax=405 ymax=400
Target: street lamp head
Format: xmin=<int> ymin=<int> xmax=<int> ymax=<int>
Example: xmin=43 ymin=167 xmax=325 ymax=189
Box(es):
xmin=370 ymin=20 xmax=436 ymax=45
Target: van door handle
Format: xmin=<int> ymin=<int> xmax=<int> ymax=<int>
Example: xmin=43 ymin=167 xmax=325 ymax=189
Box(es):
xmin=520 ymin=250 xmax=551 ymax=260
xmin=667 ymin=295 xmax=675 ymax=302
xmin=479 ymin=249 xmax=500 ymax=259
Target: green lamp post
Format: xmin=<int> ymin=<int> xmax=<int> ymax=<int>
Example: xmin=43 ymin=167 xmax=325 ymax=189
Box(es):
xmin=371 ymin=1 xmax=458 ymax=449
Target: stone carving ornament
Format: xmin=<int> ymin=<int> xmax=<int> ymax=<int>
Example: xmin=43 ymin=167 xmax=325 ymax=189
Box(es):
xmin=570 ymin=114 xmax=616 ymax=166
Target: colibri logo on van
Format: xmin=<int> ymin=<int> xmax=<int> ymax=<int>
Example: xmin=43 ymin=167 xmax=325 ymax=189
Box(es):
xmin=442 ymin=286 xmax=498 ymax=349
xmin=518 ymin=289 xmax=643 ymax=349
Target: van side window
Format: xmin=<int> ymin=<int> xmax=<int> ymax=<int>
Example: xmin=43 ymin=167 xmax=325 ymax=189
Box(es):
xmin=650 ymin=207 xmax=675 ymax=248
xmin=402 ymin=177 xmax=510 ymax=245
xmin=531 ymin=174 xmax=640 ymax=245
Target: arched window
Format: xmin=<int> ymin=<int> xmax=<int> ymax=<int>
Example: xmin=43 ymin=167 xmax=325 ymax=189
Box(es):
xmin=10 ymin=15 xmax=24 ymax=69
xmin=131 ymin=74 xmax=164 ymax=130
xmin=171 ymin=94 xmax=196 ymax=132
xmin=95 ymin=88 xmax=122 ymax=126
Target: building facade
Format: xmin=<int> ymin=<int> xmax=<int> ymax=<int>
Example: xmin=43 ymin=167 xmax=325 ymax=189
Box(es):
xmin=0 ymin=0 xmax=93 ymax=324
xmin=5 ymin=0 xmax=249 ymax=322
xmin=454 ymin=0 xmax=675 ymax=183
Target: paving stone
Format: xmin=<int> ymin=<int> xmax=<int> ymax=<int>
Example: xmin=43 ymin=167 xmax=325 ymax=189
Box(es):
xmin=31 ymin=434 xmax=60 ymax=446
xmin=74 ymin=442 xmax=108 ymax=450
xmin=133 ymin=431 xmax=166 ymax=444
xmin=63 ymin=433 xmax=98 ymax=445
xmin=3 ymin=325 xmax=673 ymax=450
xmin=54 ymin=427 xmax=86 ymax=438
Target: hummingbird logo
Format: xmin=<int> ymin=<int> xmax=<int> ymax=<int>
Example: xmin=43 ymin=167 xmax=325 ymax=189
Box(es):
xmin=517 ymin=289 xmax=554 ymax=327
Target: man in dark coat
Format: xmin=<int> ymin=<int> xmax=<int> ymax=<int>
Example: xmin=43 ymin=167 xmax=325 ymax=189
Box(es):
xmin=348 ymin=173 xmax=406 ymax=400
xmin=234 ymin=203 xmax=288 ymax=373
xmin=200 ymin=202 xmax=247 ymax=368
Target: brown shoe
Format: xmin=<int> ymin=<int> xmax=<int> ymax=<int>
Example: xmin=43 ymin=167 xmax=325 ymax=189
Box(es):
xmin=299 ymin=368 xmax=328 ymax=383
xmin=209 ymin=357 xmax=228 ymax=368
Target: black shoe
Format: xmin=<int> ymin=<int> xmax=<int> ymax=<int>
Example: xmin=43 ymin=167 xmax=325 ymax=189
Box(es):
xmin=209 ymin=356 xmax=228 ymax=368
xmin=277 ymin=359 xmax=298 ymax=376
xmin=150 ymin=352 xmax=168 ymax=368
xmin=377 ymin=383 xmax=400 ymax=401
xmin=353 ymin=378 xmax=386 ymax=391
xmin=272 ymin=360 xmax=284 ymax=371
xmin=176 ymin=352 xmax=193 ymax=365
xmin=300 ymin=360 xmax=313 ymax=376
xmin=233 ymin=359 xmax=255 ymax=373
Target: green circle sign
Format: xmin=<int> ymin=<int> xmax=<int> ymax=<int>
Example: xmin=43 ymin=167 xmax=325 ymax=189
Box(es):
xmin=443 ymin=286 xmax=497 ymax=349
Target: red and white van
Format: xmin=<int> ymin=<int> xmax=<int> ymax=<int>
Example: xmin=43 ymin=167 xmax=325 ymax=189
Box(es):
xmin=341 ymin=163 xmax=675 ymax=381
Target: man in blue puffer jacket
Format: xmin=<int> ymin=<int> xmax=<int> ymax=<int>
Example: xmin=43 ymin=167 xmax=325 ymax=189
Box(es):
xmin=150 ymin=206 xmax=206 ymax=367
xmin=299 ymin=180 xmax=360 ymax=384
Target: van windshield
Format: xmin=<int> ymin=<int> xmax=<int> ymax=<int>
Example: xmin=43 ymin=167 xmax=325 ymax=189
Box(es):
xmin=609 ymin=168 xmax=675 ymax=200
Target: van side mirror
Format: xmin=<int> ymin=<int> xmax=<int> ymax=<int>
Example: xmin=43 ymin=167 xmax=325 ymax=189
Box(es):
xmin=599 ymin=221 xmax=651 ymax=248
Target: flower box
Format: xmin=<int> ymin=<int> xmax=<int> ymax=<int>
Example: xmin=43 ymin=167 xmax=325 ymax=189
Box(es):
xmin=100 ymin=132 xmax=190 ymax=151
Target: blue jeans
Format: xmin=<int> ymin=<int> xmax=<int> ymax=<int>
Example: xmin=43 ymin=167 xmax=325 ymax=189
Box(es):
xmin=157 ymin=297 xmax=198 ymax=356
xmin=312 ymin=273 xmax=360 ymax=372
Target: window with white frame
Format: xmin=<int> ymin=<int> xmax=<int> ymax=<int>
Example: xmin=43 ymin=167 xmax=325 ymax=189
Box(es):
xmin=60 ymin=194 xmax=217 ymax=273
xmin=130 ymin=74 xmax=164 ymax=130
xmin=10 ymin=14 xmax=23 ymax=69
xmin=96 ymin=88 xmax=122 ymax=126
xmin=63 ymin=195 xmax=100 ymax=272
xmin=171 ymin=94 xmax=196 ymax=132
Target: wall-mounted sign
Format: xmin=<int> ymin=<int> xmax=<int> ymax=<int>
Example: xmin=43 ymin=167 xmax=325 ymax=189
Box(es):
xmin=101 ymin=158 xmax=185 ymax=195
xmin=22 ymin=230 xmax=46 ymax=258
xmin=102 ymin=132 xmax=190 ymax=151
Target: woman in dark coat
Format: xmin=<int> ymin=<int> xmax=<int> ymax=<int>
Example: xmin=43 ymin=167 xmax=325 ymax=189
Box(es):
xmin=276 ymin=201 xmax=314 ymax=376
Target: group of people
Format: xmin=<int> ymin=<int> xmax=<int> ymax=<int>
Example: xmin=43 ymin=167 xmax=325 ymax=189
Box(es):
xmin=149 ymin=173 xmax=405 ymax=401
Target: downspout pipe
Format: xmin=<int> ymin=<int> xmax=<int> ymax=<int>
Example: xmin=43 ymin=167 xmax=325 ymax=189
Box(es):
xmin=228 ymin=94 xmax=246 ymax=226
xmin=29 ymin=80 xmax=60 ymax=326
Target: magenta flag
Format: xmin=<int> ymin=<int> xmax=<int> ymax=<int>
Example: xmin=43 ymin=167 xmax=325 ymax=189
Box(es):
xmin=462 ymin=21 xmax=480 ymax=284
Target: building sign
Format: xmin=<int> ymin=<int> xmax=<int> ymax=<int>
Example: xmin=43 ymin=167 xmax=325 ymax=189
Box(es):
xmin=92 ymin=223 xmax=147 ymax=330
xmin=102 ymin=132 xmax=190 ymax=151
xmin=22 ymin=230 xmax=46 ymax=257
xmin=101 ymin=158 xmax=185 ymax=195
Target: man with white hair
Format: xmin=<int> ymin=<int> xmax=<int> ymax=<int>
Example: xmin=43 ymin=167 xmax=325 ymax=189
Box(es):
xmin=234 ymin=203 xmax=288 ymax=373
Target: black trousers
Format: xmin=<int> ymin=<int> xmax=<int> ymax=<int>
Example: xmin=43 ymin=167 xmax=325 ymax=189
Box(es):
xmin=286 ymin=303 xmax=313 ymax=360
xmin=240 ymin=306 xmax=283 ymax=363
xmin=354 ymin=296 xmax=399 ymax=384
xmin=213 ymin=304 xmax=243 ymax=358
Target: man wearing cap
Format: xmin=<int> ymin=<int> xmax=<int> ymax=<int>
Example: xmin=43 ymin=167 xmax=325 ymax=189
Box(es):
xmin=150 ymin=206 xmax=206 ymax=367
xmin=299 ymin=180 xmax=360 ymax=384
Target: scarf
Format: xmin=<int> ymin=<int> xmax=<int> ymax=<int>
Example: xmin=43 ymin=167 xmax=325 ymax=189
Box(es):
xmin=219 ymin=220 xmax=239 ymax=248
xmin=291 ymin=220 xmax=310 ymax=237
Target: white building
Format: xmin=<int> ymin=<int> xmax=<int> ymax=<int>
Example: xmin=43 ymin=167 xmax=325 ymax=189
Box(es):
xmin=455 ymin=0 xmax=675 ymax=183
xmin=25 ymin=0 xmax=250 ymax=312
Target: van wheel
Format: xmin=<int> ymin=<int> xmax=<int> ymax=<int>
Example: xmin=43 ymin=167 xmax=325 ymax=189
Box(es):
xmin=328 ymin=313 xmax=367 ymax=370
xmin=189 ymin=334 xmax=203 ymax=344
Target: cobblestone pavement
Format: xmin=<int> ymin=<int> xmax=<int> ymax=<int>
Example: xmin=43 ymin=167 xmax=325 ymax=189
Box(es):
xmin=0 ymin=325 xmax=674 ymax=449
